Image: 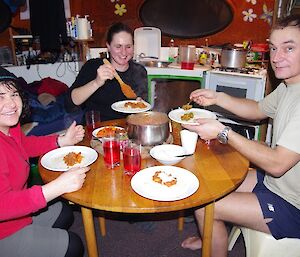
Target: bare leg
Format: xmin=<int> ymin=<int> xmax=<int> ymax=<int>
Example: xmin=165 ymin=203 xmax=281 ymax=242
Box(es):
xmin=182 ymin=169 xmax=271 ymax=257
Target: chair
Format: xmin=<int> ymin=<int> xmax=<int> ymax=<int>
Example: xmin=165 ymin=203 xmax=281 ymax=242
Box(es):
xmin=228 ymin=226 xmax=300 ymax=257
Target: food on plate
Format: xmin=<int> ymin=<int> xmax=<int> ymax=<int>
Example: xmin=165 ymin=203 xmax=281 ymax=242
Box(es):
xmin=152 ymin=170 xmax=177 ymax=187
xmin=96 ymin=126 xmax=126 ymax=138
xmin=182 ymin=103 xmax=192 ymax=110
xmin=63 ymin=152 xmax=83 ymax=167
xmin=181 ymin=112 xmax=194 ymax=121
xmin=124 ymin=101 xmax=147 ymax=109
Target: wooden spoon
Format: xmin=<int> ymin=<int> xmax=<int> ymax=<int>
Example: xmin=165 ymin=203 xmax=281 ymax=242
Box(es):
xmin=103 ymin=58 xmax=137 ymax=99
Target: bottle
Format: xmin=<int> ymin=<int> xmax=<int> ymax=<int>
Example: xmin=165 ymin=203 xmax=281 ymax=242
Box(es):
xmin=168 ymin=39 xmax=175 ymax=62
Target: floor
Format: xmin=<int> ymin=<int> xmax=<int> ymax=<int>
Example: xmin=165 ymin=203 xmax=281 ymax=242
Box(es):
xmin=69 ymin=207 xmax=246 ymax=257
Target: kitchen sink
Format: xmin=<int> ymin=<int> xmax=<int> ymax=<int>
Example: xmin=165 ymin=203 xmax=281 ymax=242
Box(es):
xmin=137 ymin=60 xmax=171 ymax=68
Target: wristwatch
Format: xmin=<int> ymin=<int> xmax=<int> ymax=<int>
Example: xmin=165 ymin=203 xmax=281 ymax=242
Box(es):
xmin=217 ymin=126 xmax=231 ymax=144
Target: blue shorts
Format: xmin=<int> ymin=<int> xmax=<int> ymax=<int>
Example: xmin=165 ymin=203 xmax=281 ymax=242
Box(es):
xmin=253 ymin=170 xmax=300 ymax=239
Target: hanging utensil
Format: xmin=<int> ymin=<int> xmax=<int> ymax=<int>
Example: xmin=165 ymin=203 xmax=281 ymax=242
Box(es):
xmin=103 ymin=58 xmax=137 ymax=99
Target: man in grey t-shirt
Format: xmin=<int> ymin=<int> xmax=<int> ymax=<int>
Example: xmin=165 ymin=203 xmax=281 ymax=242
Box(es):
xmin=181 ymin=15 xmax=300 ymax=256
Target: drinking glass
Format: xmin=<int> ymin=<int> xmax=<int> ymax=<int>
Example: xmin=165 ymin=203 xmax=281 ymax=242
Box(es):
xmin=123 ymin=140 xmax=141 ymax=175
xmin=102 ymin=135 xmax=120 ymax=169
xmin=85 ymin=110 xmax=101 ymax=139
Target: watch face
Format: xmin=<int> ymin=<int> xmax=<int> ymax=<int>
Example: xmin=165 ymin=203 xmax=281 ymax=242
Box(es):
xmin=217 ymin=133 xmax=227 ymax=144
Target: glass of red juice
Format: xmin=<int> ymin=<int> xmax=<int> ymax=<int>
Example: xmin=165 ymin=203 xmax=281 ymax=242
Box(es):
xmin=85 ymin=110 xmax=101 ymax=139
xmin=123 ymin=140 xmax=141 ymax=175
xmin=102 ymin=135 xmax=120 ymax=169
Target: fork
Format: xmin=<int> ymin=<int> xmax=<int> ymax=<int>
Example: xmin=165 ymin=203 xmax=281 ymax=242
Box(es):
xmin=103 ymin=58 xmax=137 ymax=99
xmin=182 ymin=100 xmax=193 ymax=110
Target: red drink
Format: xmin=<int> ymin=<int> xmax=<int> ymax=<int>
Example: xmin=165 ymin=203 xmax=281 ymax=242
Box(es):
xmin=181 ymin=62 xmax=194 ymax=70
xmin=86 ymin=121 xmax=101 ymax=139
xmin=103 ymin=140 xmax=120 ymax=168
xmin=123 ymin=147 xmax=141 ymax=175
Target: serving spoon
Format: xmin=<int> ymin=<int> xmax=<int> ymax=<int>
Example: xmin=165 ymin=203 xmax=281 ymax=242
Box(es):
xmin=103 ymin=58 xmax=137 ymax=99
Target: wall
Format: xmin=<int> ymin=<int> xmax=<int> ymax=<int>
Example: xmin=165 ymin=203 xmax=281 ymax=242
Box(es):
xmin=0 ymin=0 xmax=275 ymax=50
xmin=6 ymin=62 xmax=80 ymax=86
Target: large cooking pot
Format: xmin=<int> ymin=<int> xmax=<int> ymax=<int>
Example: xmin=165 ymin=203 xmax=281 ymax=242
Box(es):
xmin=126 ymin=111 xmax=169 ymax=146
xmin=221 ymin=47 xmax=247 ymax=68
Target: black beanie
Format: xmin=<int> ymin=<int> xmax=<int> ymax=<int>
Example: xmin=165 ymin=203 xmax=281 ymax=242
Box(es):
xmin=0 ymin=66 xmax=17 ymax=82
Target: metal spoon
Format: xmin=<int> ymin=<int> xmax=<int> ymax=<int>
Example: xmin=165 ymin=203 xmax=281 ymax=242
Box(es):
xmin=174 ymin=153 xmax=193 ymax=158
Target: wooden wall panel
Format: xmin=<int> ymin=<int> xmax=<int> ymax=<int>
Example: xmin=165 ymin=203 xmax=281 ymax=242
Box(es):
xmin=0 ymin=0 xmax=275 ymax=51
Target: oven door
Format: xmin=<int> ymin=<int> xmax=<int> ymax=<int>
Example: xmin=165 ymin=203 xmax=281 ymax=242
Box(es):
xmin=204 ymin=71 xmax=266 ymax=119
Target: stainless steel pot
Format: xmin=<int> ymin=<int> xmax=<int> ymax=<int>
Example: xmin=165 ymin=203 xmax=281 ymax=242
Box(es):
xmin=126 ymin=112 xmax=170 ymax=146
xmin=221 ymin=47 xmax=247 ymax=68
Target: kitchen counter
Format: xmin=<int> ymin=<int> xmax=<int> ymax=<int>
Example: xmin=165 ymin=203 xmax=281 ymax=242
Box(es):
xmin=145 ymin=63 xmax=210 ymax=77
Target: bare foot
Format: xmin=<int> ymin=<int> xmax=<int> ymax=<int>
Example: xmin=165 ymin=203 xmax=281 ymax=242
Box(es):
xmin=181 ymin=236 xmax=202 ymax=250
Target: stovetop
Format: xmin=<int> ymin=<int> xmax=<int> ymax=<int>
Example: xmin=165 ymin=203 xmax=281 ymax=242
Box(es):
xmin=210 ymin=66 xmax=267 ymax=78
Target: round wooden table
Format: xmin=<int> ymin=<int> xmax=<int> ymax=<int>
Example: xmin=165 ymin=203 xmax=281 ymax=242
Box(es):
xmin=39 ymin=119 xmax=249 ymax=257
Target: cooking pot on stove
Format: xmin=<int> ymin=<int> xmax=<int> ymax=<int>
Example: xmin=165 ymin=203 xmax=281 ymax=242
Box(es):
xmin=126 ymin=111 xmax=170 ymax=146
xmin=221 ymin=46 xmax=247 ymax=68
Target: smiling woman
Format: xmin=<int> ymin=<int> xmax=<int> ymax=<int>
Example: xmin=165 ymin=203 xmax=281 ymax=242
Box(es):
xmin=139 ymin=0 xmax=234 ymax=38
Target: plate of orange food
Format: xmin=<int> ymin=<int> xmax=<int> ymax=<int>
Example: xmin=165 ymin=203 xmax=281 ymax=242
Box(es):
xmin=111 ymin=100 xmax=151 ymax=113
xmin=131 ymin=166 xmax=199 ymax=201
xmin=41 ymin=146 xmax=98 ymax=171
xmin=92 ymin=126 xmax=126 ymax=140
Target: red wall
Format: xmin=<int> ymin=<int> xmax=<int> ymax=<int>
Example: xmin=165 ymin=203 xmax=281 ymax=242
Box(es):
xmin=0 ymin=0 xmax=275 ymax=49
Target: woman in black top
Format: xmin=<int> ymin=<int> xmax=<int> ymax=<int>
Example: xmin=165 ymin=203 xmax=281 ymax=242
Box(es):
xmin=65 ymin=22 xmax=148 ymax=121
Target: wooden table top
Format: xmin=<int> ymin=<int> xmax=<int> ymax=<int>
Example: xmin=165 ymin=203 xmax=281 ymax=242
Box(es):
xmin=39 ymin=118 xmax=249 ymax=214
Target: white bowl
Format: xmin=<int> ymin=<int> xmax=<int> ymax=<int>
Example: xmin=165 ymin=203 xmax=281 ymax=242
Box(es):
xmin=150 ymin=144 xmax=186 ymax=165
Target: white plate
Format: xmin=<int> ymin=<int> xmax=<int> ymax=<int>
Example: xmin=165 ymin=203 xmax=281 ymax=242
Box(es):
xmin=41 ymin=146 xmax=98 ymax=171
xmin=131 ymin=166 xmax=199 ymax=201
xmin=92 ymin=126 xmax=126 ymax=140
xmin=168 ymin=108 xmax=217 ymax=125
xmin=111 ymin=100 xmax=151 ymax=113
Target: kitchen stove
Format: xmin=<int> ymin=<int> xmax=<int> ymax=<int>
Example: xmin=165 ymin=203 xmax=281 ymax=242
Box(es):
xmin=205 ymin=67 xmax=268 ymax=141
xmin=210 ymin=66 xmax=267 ymax=78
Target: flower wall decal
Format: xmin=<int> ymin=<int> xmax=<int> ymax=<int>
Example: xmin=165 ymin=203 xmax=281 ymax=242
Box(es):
xmin=260 ymin=3 xmax=273 ymax=25
xmin=114 ymin=3 xmax=127 ymax=16
xmin=242 ymin=8 xmax=257 ymax=22
xmin=246 ymin=0 xmax=257 ymax=5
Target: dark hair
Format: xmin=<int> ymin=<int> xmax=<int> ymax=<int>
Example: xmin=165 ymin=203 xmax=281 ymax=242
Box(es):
xmin=272 ymin=14 xmax=300 ymax=30
xmin=0 ymin=80 xmax=30 ymax=119
xmin=106 ymin=22 xmax=133 ymax=44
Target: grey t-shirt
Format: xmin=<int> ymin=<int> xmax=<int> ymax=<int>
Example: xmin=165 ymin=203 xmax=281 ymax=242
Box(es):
xmin=258 ymin=82 xmax=300 ymax=209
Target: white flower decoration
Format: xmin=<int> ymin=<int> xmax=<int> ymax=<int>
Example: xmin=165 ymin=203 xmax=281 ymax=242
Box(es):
xmin=242 ymin=8 xmax=257 ymax=22
xmin=246 ymin=0 xmax=257 ymax=5
xmin=110 ymin=0 xmax=119 ymax=2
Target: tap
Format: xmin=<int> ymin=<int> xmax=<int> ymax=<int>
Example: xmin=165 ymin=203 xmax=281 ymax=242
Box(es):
xmin=136 ymin=52 xmax=158 ymax=61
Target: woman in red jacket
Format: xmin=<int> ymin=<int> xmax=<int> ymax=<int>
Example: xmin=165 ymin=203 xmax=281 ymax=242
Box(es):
xmin=0 ymin=67 xmax=89 ymax=257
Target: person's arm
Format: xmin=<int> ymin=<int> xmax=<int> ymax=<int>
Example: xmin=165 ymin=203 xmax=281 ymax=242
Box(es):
xmin=227 ymin=129 xmax=300 ymax=176
xmin=71 ymin=61 xmax=115 ymax=106
xmin=190 ymin=89 xmax=267 ymax=121
xmin=216 ymin=92 xmax=267 ymax=120
xmin=185 ymin=119 xmax=300 ymax=177
xmin=41 ymin=167 xmax=90 ymax=202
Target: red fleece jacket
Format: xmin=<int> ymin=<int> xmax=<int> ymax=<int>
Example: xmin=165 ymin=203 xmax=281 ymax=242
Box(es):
xmin=0 ymin=124 xmax=57 ymax=239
